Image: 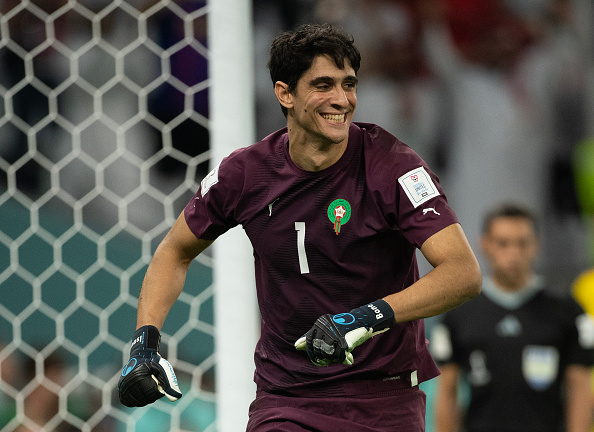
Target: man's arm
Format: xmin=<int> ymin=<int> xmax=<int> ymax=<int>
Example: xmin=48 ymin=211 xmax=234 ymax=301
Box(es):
xmin=383 ymin=223 xmax=481 ymax=322
xmin=118 ymin=212 xmax=213 ymax=407
xmin=137 ymin=212 xmax=213 ymax=330
xmin=295 ymin=223 xmax=480 ymax=366
xmin=565 ymin=364 xmax=593 ymax=432
xmin=434 ymin=363 xmax=462 ymax=432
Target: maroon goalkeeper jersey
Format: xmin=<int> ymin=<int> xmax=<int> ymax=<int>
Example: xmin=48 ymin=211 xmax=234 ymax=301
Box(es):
xmin=184 ymin=122 xmax=458 ymax=397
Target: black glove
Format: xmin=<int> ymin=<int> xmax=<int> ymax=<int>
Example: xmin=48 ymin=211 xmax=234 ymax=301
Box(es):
xmin=118 ymin=325 xmax=182 ymax=407
xmin=295 ymin=299 xmax=396 ymax=366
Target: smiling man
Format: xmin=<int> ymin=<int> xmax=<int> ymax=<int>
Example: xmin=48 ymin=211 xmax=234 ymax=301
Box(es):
xmin=118 ymin=23 xmax=482 ymax=431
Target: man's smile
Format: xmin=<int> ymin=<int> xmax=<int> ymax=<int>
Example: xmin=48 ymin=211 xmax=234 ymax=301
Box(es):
xmin=321 ymin=113 xmax=347 ymax=123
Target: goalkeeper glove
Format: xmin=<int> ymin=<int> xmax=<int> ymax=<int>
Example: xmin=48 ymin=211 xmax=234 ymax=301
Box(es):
xmin=118 ymin=325 xmax=182 ymax=407
xmin=295 ymin=299 xmax=395 ymax=366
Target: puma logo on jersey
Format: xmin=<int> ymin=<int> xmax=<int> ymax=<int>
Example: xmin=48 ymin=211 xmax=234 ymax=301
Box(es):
xmin=423 ymin=208 xmax=440 ymax=216
xmin=268 ymin=198 xmax=279 ymax=216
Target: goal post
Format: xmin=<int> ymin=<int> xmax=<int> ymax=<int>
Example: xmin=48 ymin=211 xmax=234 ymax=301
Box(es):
xmin=0 ymin=1 xmax=258 ymax=431
xmin=208 ymin=0 xmax=259 ymax=431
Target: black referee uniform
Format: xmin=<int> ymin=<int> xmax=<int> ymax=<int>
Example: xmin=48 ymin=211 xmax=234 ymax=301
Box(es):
xmin=431 ymin=277 xmax=594 ymax=432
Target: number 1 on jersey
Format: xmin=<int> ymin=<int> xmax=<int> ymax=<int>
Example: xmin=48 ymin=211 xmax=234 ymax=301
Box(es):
xmin=294 ymin=222 xmax=310 ymax=274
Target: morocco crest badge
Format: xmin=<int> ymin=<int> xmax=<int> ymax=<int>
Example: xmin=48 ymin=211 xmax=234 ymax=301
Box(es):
xmin=327 ymin=199 xmax=351 ymax=235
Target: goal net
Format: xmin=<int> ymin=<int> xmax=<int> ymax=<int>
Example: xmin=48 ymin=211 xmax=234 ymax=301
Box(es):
xmin=0 ymin=1 xmax=244 ymax=431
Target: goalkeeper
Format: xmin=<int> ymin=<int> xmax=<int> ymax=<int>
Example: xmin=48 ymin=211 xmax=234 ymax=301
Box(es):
xmin=118 ymin=23 xmax=482 ymax=431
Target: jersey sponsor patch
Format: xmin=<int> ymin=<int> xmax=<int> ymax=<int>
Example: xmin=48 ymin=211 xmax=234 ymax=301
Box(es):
xmin=398 ymin=167 xmax=439 ymax=208
xmin=200 ymin=163 xmax=220 ymax=197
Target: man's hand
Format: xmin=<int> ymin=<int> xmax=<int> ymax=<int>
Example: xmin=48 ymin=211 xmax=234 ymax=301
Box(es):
xmin=295 ymin=299 xmax=396 ymax=366
xmin=118 ymin=325 xmax=182 ymax=407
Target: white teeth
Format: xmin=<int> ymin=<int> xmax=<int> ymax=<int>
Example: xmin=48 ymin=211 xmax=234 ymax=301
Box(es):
xmin=323 ymin=114 xmax=344 ymax=122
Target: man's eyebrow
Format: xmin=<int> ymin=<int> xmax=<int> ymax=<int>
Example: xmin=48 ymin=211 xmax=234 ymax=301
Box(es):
xmin=309 ymin=75 xmax=358 ymax=86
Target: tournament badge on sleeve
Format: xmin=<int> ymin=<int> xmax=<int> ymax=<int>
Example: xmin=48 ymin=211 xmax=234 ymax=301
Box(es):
xmin=522 ymin=345 xmax=559 ymax=391
xmin=327 ymin=199 xmax=351 ymax=235
xmin=398 ymin=167 xmax=440 ymax=208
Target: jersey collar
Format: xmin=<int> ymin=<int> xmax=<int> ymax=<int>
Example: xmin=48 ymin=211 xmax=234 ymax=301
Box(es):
xmin=482 ymin=275 xmax=544 ymax=310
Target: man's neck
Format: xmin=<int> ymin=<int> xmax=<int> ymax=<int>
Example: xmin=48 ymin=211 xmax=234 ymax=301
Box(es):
xmin=490 ymin=272 xmax=534 ymax=293
xmin=286 ymin=126 xmax=348 ymax=172
xmin=482 ymin=275 xmax=543 ymax=309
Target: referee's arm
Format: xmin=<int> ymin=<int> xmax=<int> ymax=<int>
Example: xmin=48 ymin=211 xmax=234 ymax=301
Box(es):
xmin=564 ymin=364 xmax=593 ymax=432
xmin=434 ymin=362 xmax=462 ymax=432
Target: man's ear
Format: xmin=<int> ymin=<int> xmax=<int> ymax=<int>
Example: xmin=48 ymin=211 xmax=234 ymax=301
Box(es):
xmin=274 ymin=81 xmax=293 ymax=110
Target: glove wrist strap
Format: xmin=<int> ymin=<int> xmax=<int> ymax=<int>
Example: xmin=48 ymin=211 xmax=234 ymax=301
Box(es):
xmin=130 ymin=325 xmax=161 ymax=356
xmin=352 ymin=299 xmax=396 ymax=332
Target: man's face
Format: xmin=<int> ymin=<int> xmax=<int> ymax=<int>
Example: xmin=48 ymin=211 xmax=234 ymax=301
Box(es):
xmin=481 ymin=216 xmax=538 ymax=288
xmin=281 ymin=55 xmax=357 ymax=146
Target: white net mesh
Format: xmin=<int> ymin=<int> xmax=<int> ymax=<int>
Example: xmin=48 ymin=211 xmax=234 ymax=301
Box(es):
xmin=0 ymin=1 xmax=216 ymax=431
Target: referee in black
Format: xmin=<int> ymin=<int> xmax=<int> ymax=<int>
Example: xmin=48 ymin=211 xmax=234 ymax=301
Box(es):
xmin=431 ymin=203 xmax=594 ymax=432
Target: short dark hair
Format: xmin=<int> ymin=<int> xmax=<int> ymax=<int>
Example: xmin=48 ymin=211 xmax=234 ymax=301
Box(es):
xmin=482 ymin=203 xmax=539 ymax=235
xmin=268 ymin=23 xmax=361 ymax=116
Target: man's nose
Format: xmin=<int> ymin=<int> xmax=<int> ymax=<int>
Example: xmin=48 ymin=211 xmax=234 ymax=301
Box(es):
xmin=329 ymin=87 xmax=349 ymax=106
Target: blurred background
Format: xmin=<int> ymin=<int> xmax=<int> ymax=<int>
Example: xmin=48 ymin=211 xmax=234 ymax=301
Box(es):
xmin=0 ymin=0 xmax=593 ymax=431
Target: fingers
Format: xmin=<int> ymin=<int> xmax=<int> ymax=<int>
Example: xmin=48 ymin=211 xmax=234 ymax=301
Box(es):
xmin=151 ymin=375 xmax=165 ymax=395
xmin=152 ymin=375 xmax=181 ymax=402
xmin=151 ymin=355 xmax=182 ymax=401
xmin=163 ymin=392 xmax=181 ymax=402
xmin=295 ymin=332 xmax=340 ymax=364
xmin=312 ymin=337 xmax=338 ymax=358
xmin=344 ymin=327 xmax=372 ymax=350
xmin=294 ymin=335 xmax=307 ymax=350
xmin=312 ymin=358 xmax=333 ymax=367
xmin=118 ymin=363 xmax=163 ymax=407
xmin=303 ymin=323 xmax=348 ymax=366
xmin=295 ymin=324 xmax=366 ymax=366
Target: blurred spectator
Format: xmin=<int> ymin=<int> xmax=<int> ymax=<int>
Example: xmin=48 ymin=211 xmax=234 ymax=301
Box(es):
xmin=350 ymin=1 xmax=448 ymax=168
xmin=573 ymin=137 xmax=594 ymax=261
xmin=148 ymin=0 xmax=210 ymax=181
xmin=14 ymin=353 xmax=80 ymax=432
xmin=0 ymin=0 xmax=56 ymax=197
xmin=0 ymin=342 xmax=22 ymax=429
xmin=419 ymin=0 xmax=590 ymax=279
xmin=252 ymin=1 xmax=300 ymax=139
xmin=253 ymin=0 xmax=317 ymax=31
xmin=431 ymin=202 xmax=594 ymax=432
